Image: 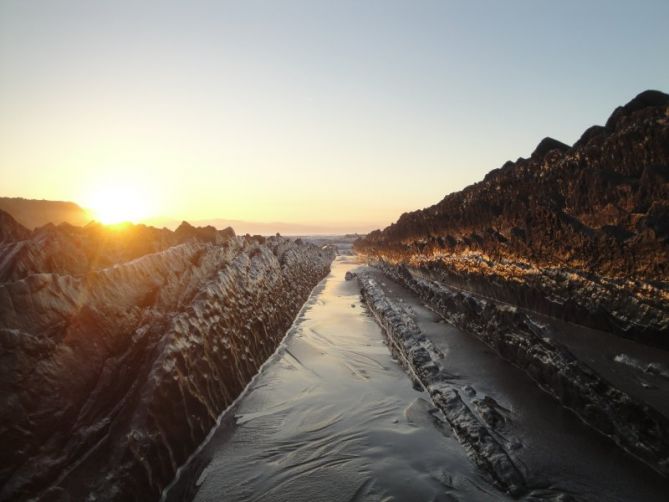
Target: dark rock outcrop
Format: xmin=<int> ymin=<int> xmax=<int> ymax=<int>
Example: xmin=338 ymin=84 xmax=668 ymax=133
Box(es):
xmin=355 ymin=90 xmax=669 ymax=346
xmin=369 ymin=262 xmax=669 ymax=479
xmin=354 ymin=90 xmax=669 ymax=479
xmin=0 ymin=218 xmax=335 ymax=501
xmin=358 ymin=272 xmax=528 ymax=495
xmin=530 ymin=137 xmax=570 ymax=160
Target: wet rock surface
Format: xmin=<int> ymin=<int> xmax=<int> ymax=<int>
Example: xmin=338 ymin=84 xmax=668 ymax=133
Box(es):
xmin=358 ymin=272 xmax=531 ymax=496
xmin=353 ymin=91 xmax=669 ymax=486
xmin=354 ymin=90 xmax=669 ymax=347
xmin=366 ymin=262 xmax=669 ymax=479
xmin=357 ymin=266 xmax=669 ymax=501
xmin=0 ymin=214 xmax=334 ymax=501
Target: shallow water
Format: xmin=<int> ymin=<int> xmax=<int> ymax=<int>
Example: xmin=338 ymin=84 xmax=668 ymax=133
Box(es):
xmin=165 ymin=257 xmax=505 ymax=501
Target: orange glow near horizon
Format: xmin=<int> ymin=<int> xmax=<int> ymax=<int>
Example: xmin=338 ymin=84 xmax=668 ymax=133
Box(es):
xmin=84 ymin=184 xmax=154 ymax=225
xmin=2 ymin=2 xmax=668 ymax=236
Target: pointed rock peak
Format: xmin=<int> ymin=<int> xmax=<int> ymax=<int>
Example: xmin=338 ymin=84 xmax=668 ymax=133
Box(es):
xmin=0 ymin=209 xmax=31 ymax=243
xmin=175 ymin=220 xmax=195 ymax=232
xmin=174 ymin=220 xmax=198 ymax=242
xmin=605 ymin=89 xmax=669 ymax=129
xmin=175 ymin=220 xmax=221 ymax=243
xmin=573 ymin=125 xmax=607 ymax=149
xmin=530 ymin=137 xmax=570 ymax=160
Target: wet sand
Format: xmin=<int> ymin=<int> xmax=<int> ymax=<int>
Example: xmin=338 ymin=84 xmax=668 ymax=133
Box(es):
xmin=164 ymin=257 xmax=504 ymax=501
xmin=164 ymin=257 xmax=668 ymax=501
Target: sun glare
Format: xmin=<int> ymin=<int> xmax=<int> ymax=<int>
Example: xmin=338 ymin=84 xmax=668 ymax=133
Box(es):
xmin=85 ymin=184 xmax=152 ymax=225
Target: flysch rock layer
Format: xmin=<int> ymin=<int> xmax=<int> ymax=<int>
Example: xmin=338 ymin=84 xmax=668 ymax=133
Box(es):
xmin=355 ymin=90 xmax=669 ymax=347
xmin=354 ymin=90 xmax=669 ymax=481
xmin=364 ymin=262 xmax=669 ymax=479
xmin=356 ymin=271 xmax=530 ymax=497
xmin=0 ymin=212 xmax=335 ymax=501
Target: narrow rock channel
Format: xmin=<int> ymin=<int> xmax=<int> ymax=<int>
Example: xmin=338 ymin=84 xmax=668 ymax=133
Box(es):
xmin=166 ymin=254 xmax=669 ymax=502
xmin=164 ymin=256 xmax=506 ymax=501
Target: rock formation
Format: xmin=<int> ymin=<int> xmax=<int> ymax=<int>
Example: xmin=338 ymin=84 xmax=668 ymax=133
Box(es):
xmin=354 ymin=90 xmax=669 ymax=477
xmin=360 ymin=264 xmax=669 ymax=481
xmin=355 ymin=90 xmax=669 ymax=347
xmin=358 ymin=272 xmax=528 ymax=495
xmin=0 ymin=211 xmax=30 ymax=245
xmin=0 ymin=212 xmax=335 ymax=501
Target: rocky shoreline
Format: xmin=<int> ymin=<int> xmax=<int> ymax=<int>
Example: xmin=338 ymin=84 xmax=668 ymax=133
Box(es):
xmin=0 ymin=213 xmax=335 ymax=501
xmin=355 ymin=271 xmax=528 ymax=496
xmin=388 ymin=253 xmax=668 ymax=348
xmin=353 ymin=90 xmax=669 ymax=483
xmin=358 ymin=262 xmax=669 ymax=481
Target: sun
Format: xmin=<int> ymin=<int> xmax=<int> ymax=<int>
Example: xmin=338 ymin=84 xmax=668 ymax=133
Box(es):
xmin=85 ymin=184 xmax=152 ymax=225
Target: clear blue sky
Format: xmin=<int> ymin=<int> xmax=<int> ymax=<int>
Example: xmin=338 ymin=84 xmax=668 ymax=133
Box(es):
xmin=1 ymin=1 xmax=667 ymax=230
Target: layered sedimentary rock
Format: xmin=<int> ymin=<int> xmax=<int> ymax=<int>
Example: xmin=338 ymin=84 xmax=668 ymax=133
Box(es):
xmin=361 ymin=264 xmax=669 ymax=479
xmin=0 ymin=211 xmax=30 ymax=245
xmin=0 ymin=213 xmax=334 ymax=501
xmin=354 ymin=91 xmax=669 ymax=476
xmin=355 ymin=90 xmax=669 ymax=345
xmin=0 ymin=217 xmax=230 ymax=283
xmin=356 ymin=272 xmax=528 ymax=496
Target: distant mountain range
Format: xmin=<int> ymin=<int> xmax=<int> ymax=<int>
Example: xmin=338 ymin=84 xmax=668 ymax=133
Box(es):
xmin=0 ymin=198 xmax=372 ymax=236
xmin=0 ymin=197 xmax=91 ymax=229
xmin=145 ymin=217 xmax=374 ymax=236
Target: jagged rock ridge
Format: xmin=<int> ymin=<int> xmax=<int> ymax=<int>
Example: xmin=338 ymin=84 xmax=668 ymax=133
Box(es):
xmin=353 ymin=90 xmax=669 ymax=480
xmin=0 ymin=212 xmax=335 ymax=501
xmin=355 ymin=90 xmax=669 ymax=346
xmin=357 ymin=272 xmax=528 ymax=495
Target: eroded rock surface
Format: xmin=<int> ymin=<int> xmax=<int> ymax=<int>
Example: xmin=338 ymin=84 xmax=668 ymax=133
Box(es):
xmin=354 ymin=91 xmax=669 ymax=479
xmin=357 ymin=272 xmax=528 ymax=496
xmin=355 ymin=90 xmax=669 ymax=346
xmin=0 ymin=213 xmax=334 ymax=501
xmin=366 ymin=263 xmax=669 ymax=478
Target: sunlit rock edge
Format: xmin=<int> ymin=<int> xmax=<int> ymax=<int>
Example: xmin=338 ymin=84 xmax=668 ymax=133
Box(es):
xmin=355 ymin=90 xmax=669 ymax=347
xmin=354 ymin=90 xmax=669 ymax=480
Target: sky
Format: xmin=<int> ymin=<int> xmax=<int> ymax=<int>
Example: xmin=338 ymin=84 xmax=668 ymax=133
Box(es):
xmin=1 ymin=1 xmax=668 ymax=231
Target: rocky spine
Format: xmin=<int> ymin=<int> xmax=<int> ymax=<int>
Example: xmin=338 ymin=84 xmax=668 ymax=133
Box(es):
xmin=355 ymin=90 xmax=669 ymax=347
